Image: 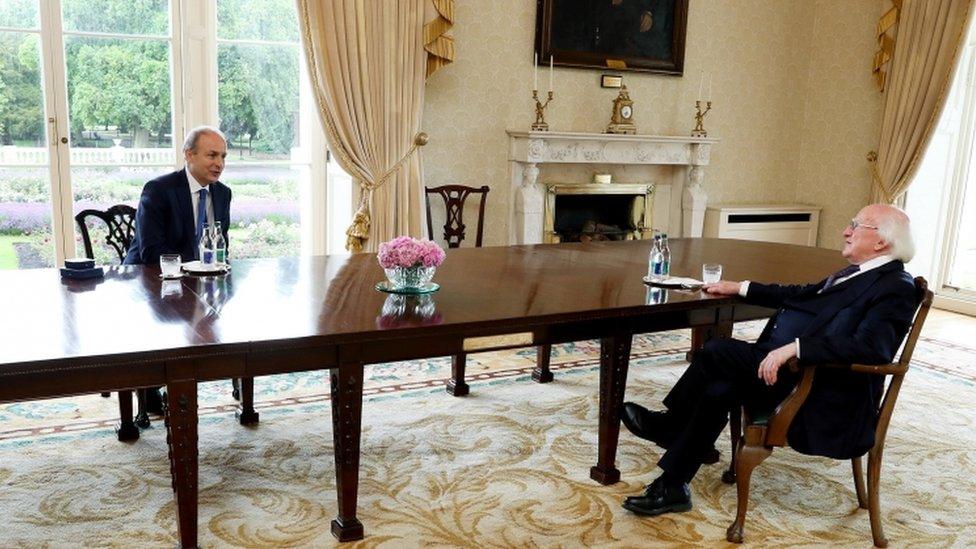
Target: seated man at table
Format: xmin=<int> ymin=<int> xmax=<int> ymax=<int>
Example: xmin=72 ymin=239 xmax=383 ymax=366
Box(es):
xmin=124 ymin=126 xmax=231 ymax=413
xmin=124 ymin=125 xmax=231 ymax=266
xmin=620 ymin=203 xmax=918 ymax=517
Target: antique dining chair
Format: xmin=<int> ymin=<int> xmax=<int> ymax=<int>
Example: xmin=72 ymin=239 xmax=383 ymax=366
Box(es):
xmin=424 ymin=185 xmax=557 ymax=396
xmin=722 ymin=277 xmax=932 ymax=547
xmin=75 ymin=205 xmax=256 ymax=439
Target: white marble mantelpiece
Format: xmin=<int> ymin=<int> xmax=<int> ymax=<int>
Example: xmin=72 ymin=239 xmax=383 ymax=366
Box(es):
xmin=506 ymin=130 xmax=719 ymax=244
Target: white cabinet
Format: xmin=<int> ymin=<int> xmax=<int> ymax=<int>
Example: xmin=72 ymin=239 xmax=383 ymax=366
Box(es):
xmin=703 ymin=204 xmax=821 ymax=246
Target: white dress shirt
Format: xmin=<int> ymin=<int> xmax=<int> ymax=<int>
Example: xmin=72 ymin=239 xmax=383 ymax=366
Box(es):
xmin=186 ymin=168 xmax=215 ymax=230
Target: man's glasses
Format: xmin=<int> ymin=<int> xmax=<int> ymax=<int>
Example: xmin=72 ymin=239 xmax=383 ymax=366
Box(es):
xmin=849 ymin=219 xmax=879 ymax=231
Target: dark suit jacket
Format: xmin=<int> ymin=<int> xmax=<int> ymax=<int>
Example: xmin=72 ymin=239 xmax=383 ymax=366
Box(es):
xmin=745 ymin=260 xmax=916 ymax=459
xmin=124 ymin=170 xmax=231 ymax=265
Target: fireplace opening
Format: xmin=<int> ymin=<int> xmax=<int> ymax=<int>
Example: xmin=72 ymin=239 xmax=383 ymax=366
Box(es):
xmin=553 ymin=194 xmax=637 ymax=242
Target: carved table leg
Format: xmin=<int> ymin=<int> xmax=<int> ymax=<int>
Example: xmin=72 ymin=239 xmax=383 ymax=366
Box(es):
xmin=686 ymin=320 xmax=733 ymax=362
xmin=330 ymin=364 xmax=365 ymax=541
xmin=590 ymin=334 xmax=632 ymax=485
xmin=235 ymin=377 xmax=259 ymax=425
xmin=115 ymin=389 xmax=139 ymax=442
xmin=532 ymin=344 xmax=554 ymax=383
xmin=165 ymin=379 xmax=198 ymax=548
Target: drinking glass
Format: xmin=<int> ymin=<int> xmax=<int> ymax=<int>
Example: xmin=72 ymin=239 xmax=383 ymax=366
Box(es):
xmin=160 ymin=254 xmax=182 ymax=278
xmin=702 ymin=263 xmax=723 ymax=284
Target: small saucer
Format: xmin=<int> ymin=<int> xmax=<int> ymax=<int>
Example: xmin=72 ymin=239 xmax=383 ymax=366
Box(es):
xmin=375 ymin=281 xmax=440 ymax=294
xmin=159 ymin=273 xmax=184 ymax=280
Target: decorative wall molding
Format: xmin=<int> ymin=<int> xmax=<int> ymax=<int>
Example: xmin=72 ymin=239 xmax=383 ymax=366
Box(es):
xmin=506 ymin=131 xmax=718 ymax=244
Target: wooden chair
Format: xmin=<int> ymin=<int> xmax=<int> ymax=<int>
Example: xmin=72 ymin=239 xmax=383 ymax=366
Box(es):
xmin=75 ymin=206 xmax=257 ymax=439
xmin=424 ymin=185 xmax=556 ymax=396
xmin=722 ymin=277 xmax=933 ymax=547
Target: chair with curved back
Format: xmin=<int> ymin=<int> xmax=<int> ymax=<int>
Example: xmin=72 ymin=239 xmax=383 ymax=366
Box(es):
xmin=425 ymin=185 xmax=555 ymax=396
xmin=722 ymin=276 xmax=933 ymax=547
xmin=75 ymin=205 xmax=257 ymax=440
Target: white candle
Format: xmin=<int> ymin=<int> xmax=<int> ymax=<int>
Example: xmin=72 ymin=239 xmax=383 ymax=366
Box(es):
xmin=549 ymin=55 xmax=554 ymax=92
xmin=698 ymin=71 xmax=704 ymax=101
xmin=706 ymin=74 xmax=712 ymax=102
xmin=534 ymin=53 xmax=538 ymax=92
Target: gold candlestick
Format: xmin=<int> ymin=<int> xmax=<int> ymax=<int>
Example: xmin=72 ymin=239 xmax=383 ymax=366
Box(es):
xmin=691 ymin=100 xmax=712 ymax=137
xmin=532 ymin=89 xmax=554 ymax=131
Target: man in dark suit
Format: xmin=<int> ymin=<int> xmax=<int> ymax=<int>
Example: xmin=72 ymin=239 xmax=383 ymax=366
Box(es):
xmin=124 ymin=126 xmax=231 ymax=266
xmin=124 ymin=126 xmax=231 ymax=413
xmin=621 ymin=204 xmax=918 ymax=517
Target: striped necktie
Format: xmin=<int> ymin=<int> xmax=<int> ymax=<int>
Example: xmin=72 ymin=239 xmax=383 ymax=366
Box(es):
xmin=195 ymin=187 xmax=209 ymax=246
xmin=823 ymin=263 xmax=860 ymax=289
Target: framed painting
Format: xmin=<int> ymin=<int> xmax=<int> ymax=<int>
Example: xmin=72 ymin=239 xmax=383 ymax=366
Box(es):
xmin=535 ymin=0 xmax=688 ymax=75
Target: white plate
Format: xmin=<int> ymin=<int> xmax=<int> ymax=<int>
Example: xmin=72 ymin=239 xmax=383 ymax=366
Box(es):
xmin=642 ymin=275 xmax=704 ymax=289
xmin=181 ymin=260 xmax=231 ymax=275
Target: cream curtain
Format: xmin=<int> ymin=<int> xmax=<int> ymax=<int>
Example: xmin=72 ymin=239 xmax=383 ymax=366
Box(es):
xmin=870 ymin=0 xmax=973 ymax=203
xmin=296 ymin=0 xmax=454 ymax=252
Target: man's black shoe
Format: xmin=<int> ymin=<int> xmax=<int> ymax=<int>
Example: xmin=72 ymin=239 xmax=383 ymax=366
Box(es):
xmin=622 ymin=476 xmax=692 ymax=516
xmin=144 ymin=387 xmax=165 ymax=416
xmin=620 ymin=402 xmax=721 ymax=465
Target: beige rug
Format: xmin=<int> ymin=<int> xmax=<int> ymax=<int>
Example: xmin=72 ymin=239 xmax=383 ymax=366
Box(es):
xmin=1 ymin=324 xmax=974 ymax=547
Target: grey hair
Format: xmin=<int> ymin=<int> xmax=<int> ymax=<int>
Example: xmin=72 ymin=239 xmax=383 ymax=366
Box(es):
xmin=182 ymin=125 xmax=226 ymax=152
xmin=874 ymin=204 xmax=915 ymax=263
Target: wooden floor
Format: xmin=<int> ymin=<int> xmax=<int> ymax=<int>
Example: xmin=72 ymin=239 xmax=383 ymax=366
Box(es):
xmin=922 ymin=308 xmax=976 ymax=345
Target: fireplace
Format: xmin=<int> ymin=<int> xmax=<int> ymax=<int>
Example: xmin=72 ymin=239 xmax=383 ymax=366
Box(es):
xmin=543 ymin=183 xmax=654 ymax=243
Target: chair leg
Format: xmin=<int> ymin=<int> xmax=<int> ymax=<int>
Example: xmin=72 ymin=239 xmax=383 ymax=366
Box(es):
xmin=866 ymin=448 xmax=888 ymax=548
xmin=235 ymin=377 xmax=259 ymax=425
xmin=100 ymin=392 xmax=110 ymax=398
xmin=446 ymin=353 xmax=470 ymax=396
xmin=532 ymin=344 xmax=554 ymax=383
xmin=134 ymin=388 xmax=151 ymax=428
xmin=726 ymin=442 xmax=772 ymax=543
xmin=852 ymin=456 xmax=868 ymax=509
xmin=722 ymin=408 xmax=742 ymax=484
xmin=114 ymin=390 xmax=140 ymax=442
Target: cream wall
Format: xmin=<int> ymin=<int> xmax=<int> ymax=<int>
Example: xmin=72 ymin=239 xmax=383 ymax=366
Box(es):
xmin=421 ymin=0 xmax=883 ymax=250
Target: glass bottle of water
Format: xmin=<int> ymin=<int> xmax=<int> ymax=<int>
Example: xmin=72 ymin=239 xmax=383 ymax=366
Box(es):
xmin=212 ymin=221 xmax=226 ymax=265
xmin=199 ymin=223 xmax=214 ymax=265
xmin=660 ymin=233 xmax=671 ymax=279
xmin=648 ymin=235 xmax=664 ymax=282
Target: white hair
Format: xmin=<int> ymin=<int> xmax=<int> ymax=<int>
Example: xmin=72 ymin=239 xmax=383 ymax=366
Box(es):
xmin=182 ymin=125 xmax=226 ymax=152
xmin=874 ymin=204 xmax=915 ymax=263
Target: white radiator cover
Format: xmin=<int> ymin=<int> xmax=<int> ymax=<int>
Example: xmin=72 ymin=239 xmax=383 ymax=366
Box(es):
xmin=703 ymin=204 xmax=821 ymax=246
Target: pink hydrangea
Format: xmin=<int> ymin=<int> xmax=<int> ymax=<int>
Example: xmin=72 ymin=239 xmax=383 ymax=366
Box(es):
xmin=377 ymin=236 xmax=446 ymax=269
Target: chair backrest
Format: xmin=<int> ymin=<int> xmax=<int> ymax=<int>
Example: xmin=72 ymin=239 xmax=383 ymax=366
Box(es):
xmin=425 ymin=185 xmax=489 ymax=248
xmin=74 ymin=204 xmax=137 ymax=263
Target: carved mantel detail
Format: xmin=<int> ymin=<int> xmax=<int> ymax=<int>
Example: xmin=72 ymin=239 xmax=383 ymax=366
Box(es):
xmin=507 ymin=131 xmax=718 ymax=244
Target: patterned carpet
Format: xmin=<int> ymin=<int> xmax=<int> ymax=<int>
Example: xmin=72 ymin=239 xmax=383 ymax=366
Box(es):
xmin=0 ymin=322 xmax=974 ymax=547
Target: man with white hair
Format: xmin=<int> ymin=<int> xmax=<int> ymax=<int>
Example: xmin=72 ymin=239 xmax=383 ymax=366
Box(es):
xmin=124 ymin=126 xmax=231 ymax=265
xmin=621 ymin=204 xmax=918 ymax=517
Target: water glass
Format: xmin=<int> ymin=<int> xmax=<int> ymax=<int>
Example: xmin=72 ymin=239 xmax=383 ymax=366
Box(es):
xmin=160 ymin=254 xmax=181 ymax=278
xmin=702 ymin=263 xmax=723 ymax=284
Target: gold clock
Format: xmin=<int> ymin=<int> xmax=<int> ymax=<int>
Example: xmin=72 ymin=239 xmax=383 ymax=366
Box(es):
xmin=606 ymin=85 xmax=637 ymax=135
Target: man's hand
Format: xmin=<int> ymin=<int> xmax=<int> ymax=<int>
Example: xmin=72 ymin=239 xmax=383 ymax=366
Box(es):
xmin=757 ymin=342 xmax=798 ymax=386
xmin=702 ymin=280 xmax=741 ymax=295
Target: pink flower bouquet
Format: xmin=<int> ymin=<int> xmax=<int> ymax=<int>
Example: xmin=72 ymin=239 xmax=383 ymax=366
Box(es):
xmin=377 ymin=236 xmax=446 ymax=269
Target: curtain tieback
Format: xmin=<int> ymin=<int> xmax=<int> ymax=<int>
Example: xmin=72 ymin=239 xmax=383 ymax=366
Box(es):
xmin=345 ymin=132 xmax=430 ymax=253
xmin=866 ymin=150 xmax=893 ymax=204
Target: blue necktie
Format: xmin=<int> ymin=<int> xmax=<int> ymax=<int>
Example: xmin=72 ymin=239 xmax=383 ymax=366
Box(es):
xmin=823 ymin=264 xmax=860 ymax=289
xmin=195 ymin=187 xmax=209 ymax=246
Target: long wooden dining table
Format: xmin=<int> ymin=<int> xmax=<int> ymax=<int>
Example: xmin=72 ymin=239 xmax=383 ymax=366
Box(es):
xmin=0 ymin=238 xmax=846 ymax=546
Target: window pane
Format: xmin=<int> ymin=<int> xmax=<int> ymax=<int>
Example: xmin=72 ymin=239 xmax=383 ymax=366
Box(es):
xmin=64 ymin=36 xmax=173 ymax=149
xmin=61 ymin=0 xmax=169 ymax=36
xmin=72 ymin=167 xmax=151 ymax=266
xmin=218 ymin=43 xmax=299 ymax=159
xmin=0 ymin=0 xmax=38 ymax=30
xmin=947 ymin=173 xmax=976 ymax=291
xmin=0 ymin=168 xmax=54 ymax=269
xmin=217 ymin=0 xmax=298 ymax=42
xmin=222 ymin=164 xmax=302 ymax=259
xmin=0 ymin=33 xmax=45 ymax=147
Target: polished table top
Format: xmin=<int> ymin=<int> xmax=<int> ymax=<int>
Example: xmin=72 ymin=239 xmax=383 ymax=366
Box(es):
xmin=0 ymin=239 xmax=847 ymax=371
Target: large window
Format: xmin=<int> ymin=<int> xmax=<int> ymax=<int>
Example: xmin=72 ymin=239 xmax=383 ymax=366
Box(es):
xmin=0 ymin=0 xmax=349 ymax=270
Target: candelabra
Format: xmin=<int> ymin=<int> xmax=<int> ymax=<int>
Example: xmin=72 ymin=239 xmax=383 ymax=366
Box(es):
xmin=691 ymin=100 xmax=712 ymax=137
xmin=532 ymin=89 xmax=554 ymax=131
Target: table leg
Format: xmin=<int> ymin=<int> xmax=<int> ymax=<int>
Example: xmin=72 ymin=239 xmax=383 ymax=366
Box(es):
xmin=330 ymin=365 xmax=365 ymax=541
xmin=165 ymin=379 xmax=198 ymax=548
xmin=235 ymin=377 xmax=259 ymax=425
xmin=532 ymin=344 xmax=554 ymax=383
xmin=590 ymin=334 xmax=632 ymax=485
xmin=115 ymin=389 xmax=139 ymax=442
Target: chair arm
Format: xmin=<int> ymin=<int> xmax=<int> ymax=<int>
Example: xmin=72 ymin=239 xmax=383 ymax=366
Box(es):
xmin=815 ymin=361 xmax=906 ymax=376
xmin=764 ymin=360 xmax=816 ymax=446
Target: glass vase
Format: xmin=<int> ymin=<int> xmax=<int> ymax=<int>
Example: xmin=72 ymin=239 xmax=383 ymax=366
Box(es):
xmin=384 ymin=265 xmax=436 ymax=291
